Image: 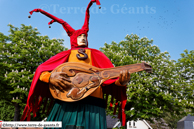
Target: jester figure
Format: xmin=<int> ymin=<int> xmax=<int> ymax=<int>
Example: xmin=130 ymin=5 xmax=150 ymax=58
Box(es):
xmin=21 ymin=0 xmax=130 ymax=128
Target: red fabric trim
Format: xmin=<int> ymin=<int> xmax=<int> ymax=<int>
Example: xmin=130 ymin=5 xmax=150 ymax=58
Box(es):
xmin=33 ymin=96 xmax=39 ymax=117
xmin=91 ymin=0 xmax=101 ymax=5
xmin=121 ymin=99 xmax=127 ymax=126
xmin=36 ymin=97 xmax=43 ymax=112
xmin=27 ymin=111 xmax=31 ymax=121
xmin=121 ymin=86 xmax=127 ymax=126
xmin=113 ymin=101 xmax=118 ymax=115
xmin=109 ymin=97 xmax=114 ymax=110
xmin=48 ymin=19 xmax=55 ymax=25
xmin=20 ymin=106 xmax=29 ymax=121
xmin=29 ymin=9 xmax=75 ymax=36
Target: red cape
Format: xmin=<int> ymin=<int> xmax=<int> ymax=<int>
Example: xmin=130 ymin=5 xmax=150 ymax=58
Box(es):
xmin=21 ymin=48 xmax=127 ymax=126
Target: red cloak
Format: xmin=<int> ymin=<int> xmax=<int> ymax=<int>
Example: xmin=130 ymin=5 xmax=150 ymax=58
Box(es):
xmin=21 ymin=48 xmax=127 ymax=126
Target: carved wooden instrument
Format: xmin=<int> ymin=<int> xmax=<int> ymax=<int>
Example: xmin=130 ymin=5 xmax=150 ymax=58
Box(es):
xmin=49 ymin=62 xmax=152 ymax=102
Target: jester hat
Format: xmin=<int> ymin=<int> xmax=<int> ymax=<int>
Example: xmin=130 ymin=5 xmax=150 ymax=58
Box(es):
xmin=29 ymin=0 xmax=101 ymax=49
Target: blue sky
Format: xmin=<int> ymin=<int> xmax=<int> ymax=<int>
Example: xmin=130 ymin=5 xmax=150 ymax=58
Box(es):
xmin=0 ymin=0 xmax=194 ymax=61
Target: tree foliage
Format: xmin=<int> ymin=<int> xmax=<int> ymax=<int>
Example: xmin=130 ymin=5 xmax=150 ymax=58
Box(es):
xmin=100 ymin=34 xmax=194 ymax=125
xmin=176 ymin=50 xmax=194 ymax=106
xmin=163 ymin=49 xmax=194 ymax=129
xmin=0 ymin=24 xmax=66 ymax=121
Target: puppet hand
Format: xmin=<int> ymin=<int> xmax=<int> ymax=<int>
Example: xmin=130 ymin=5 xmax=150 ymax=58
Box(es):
xmin=115 ymin=70 xmax=130 ymax=86
xmin=49 ymin=72 xmax=72 ymax=92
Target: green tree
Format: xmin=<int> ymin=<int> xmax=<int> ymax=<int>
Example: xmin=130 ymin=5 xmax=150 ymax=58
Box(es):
xmin=100 ymin=34 xmax=194 ymax=127
xmin=163 ymin=49 xmax=194 ymax=129
xmin=0 ymin=24 xmax=67 ymax=121
xmin=176 ymin=49 xmax=194 ymax=106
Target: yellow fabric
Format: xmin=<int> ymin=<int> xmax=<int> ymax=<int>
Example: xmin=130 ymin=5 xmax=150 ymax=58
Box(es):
xmin=68 ymin=49 xmax=92 ymax=65
xmin=68 ymin=49 xmax=103 ymax=99
xmin=39 ymin=71 xmax=51 ymax=83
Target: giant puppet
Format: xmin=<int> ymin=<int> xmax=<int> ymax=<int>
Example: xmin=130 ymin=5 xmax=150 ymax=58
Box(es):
xmin=21 ymin=0 xmax=131 ymax=128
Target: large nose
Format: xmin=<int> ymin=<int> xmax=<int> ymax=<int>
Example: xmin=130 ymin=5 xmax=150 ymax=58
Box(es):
xmin=81 ymin=35 xmax=86 ymax=40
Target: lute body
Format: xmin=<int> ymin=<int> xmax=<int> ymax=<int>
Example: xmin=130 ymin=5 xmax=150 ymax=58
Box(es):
xmin=49 ymin=62 xmax=152 ymax=102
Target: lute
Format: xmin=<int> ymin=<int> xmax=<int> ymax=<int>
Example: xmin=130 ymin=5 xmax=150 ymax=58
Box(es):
xmin=49 ymin=62 xmax=152 ymax=102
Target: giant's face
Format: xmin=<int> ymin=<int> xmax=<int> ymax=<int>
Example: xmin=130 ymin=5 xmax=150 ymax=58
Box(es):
xmin=77 ymin=34 xmax=87 ymax=47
